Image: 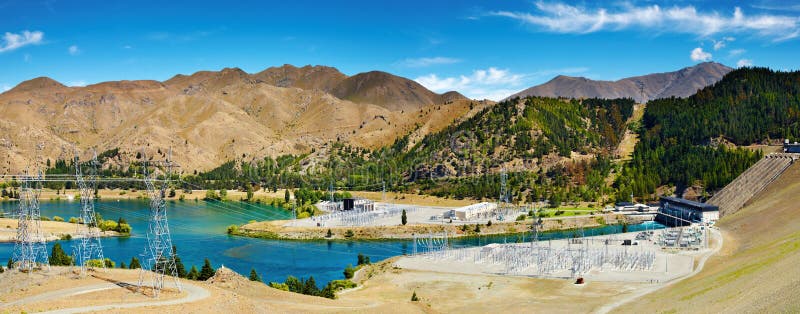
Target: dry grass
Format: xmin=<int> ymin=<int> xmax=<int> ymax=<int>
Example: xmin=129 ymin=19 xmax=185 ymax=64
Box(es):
xmin=0 ymin=217 xmax=117 ymax=242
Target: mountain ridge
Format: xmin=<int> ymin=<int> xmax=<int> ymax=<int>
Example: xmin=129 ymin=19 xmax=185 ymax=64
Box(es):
xmin=507 ymin=62 xmax=733 ymax=103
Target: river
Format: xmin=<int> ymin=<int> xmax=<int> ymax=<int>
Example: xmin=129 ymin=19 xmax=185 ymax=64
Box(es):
xmin=0 ymin=199 xmax=665 ymax=285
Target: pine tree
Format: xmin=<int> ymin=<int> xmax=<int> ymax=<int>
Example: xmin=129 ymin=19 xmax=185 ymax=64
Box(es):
xmin=401 ymin=209 xmax=407 ymax=225
xmin=411 ymin=291 xmax=419 ymax=301
xmin=249 ymin=268 xmax=262 ymax=282
xmin=120 ymin=261 xmax=127 ymax=269
xmin=172 ymin=245 xmax=187 ymax=278
xmin=129 ymin=257 xmax=141 ymax=269
xmin=199 ymin=258 xmax=215 ymax=280
xmin=187 ymin=265 xmax=200 ymax=280
xmin=357 ymin=253 xmax=365 ymax=266
xmin=7 ymin=258 xmax=13 ymax=269
xmin=326 ymin=229 xmax=333 ymax=238
xmin=284 ymin=189 xmax=290 ymax=203
xmin=49 ymin=242 xmax=72 ymax=266
xmin=303 ymin=276 xmax=319 ymax=296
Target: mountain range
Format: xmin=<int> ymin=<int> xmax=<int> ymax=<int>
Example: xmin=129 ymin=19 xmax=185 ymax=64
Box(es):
xmin=0 ymin=62 xmax=731 ymax=174
xmin=507 ymin=62 xmax=732 ymax=103
xmin=0 ymin=65 xmax=480 ymax=174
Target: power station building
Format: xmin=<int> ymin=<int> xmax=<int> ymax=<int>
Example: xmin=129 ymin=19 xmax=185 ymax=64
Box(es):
xmin=450 ymin=202 xmax=497 ymax=221
xmin=657 ymin=196 xmax=719 ymax=226
xmin=342 ymin=198 xmax=375 ymax=211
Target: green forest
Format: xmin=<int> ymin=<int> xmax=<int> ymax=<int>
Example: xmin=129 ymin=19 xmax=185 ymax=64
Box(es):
xmin=616 ymin=67 xmax=799 ymax=200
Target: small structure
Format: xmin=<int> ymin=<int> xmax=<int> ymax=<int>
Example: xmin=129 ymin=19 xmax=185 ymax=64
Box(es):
xmin=342 ymin=198 xmax=375 ymax=211
xmin=615 ymin=202 xmax=651 ymax=212
xmin=783 ymin=139 xmax=800 ymax=153
xmin=452 ymin=202 xmax=497 ymax=221
xmin=658 ymin=196 xmax=719 ymax=225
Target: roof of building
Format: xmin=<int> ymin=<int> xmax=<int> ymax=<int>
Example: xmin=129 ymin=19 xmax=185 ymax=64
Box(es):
xmin=660 ymin=196 xmax=719 ymax=211
xmin=454 ymin=202 xmax=497 ymax=213
xmin=615 ymin=202 xmax=635 ymax=206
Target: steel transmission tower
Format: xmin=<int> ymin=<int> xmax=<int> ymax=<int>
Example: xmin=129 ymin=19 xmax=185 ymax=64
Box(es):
xmin=500 ymin=168 xmax=508 ymax=203
xmin=138 ymin=150 xmax=181 ymax=297
xmin=73 ymin=151 xmax=105 ymax=276
xmin=12 ymin=169 xmax=49 ymax=272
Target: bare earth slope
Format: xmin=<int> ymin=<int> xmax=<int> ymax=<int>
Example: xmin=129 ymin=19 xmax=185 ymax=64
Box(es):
xmin=509 ymin=62 xmax=732 ymax=103
xmin=617 ymin=162 xmax=800 ymax=313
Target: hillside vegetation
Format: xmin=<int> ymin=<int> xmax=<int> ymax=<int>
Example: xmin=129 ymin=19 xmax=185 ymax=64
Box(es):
xmin=617 ymin=67 xmax=800 ymax=200
xmin=190 ymin=97 xmax=635 ymax=205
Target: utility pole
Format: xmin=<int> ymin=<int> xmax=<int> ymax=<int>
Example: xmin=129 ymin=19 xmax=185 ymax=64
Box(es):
xmin=636 ymin=81 xmax=646 ymax=104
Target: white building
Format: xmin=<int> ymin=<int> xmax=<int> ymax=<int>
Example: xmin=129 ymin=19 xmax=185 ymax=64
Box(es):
xmin=452 ymin=202 xmax=497 ymax=221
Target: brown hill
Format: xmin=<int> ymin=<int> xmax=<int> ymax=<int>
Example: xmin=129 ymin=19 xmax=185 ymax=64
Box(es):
xmin=252 ymin=64 xmax=347 ymax=92
xmin=331 ymin=71 xmax=466 ymax=111
xmin=0 ymin=67 xmax=486 ymax=174
xmin=508 ymin=62 xmax=732 ymax=103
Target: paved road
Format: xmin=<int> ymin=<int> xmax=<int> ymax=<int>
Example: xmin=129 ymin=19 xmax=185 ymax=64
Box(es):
xmin=1 ymin=280 xmax=210 ymax=314
xmin=595 ymin=227 xmax=724 ymax=314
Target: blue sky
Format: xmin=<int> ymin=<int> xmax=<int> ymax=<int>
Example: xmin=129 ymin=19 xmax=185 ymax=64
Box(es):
xmin=1 ymin=0 xmax=800 ymax=100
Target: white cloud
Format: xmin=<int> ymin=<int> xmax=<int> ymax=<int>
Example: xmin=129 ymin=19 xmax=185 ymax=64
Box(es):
xmin=690 ymin=47 xmax=712 ymax=62
xmin=736 ymin=59 xmax=753 ymax=67
xmin=397 ymin=57 xmax=462 ymax=67
xmin=123 ymin=45 xmax=133 ymax=49
xmin=68 ymin=45 xmax=80 ymax=55
xmin=713 ymin=36 xmax=735 ymax=50
xmin=67 ymin=80 xmax=86 ymax=87
xmin=491 ymin=3 xmax=800 ymax=41
xmin=415 ymin=67 xmax=526 ymax=101
xmin=23 ymin=53 xmax=31 ymax=62
xmin=728 ymin=48 xmax=746 ymax=57
xmin=1 ymin=84 xmax=10 ymax=92
xmin=0 ymin=30 xmax=44 ymax=53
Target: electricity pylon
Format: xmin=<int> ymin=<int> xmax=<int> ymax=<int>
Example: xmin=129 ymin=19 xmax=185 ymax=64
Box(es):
xmin=73 ymin=150 xmax=105 ymax=276
xmin=138 ymin=149 xmax=181 ymax=297
xmin=12 ymin=168 xmax=49 ymax=272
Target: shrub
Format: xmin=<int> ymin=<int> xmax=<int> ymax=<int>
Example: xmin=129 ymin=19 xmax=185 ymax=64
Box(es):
xmin=327 ymin=279 xmax=356 ymax=292
xmin=227 ymin=225 xmax=239 ymax=234
xmin=53 ymin=216 xmax=64 ymax=222
xmin=516 ymin=214 xmax=527 ymax=221
xmin=411 ymin=291 xmax=419 ymax=301
xmin=269 ymin=282 xmax=289 ymax=291
xmin=343 ymin=264 xmax=355 ymax=280
xmin=86 ymin=258 xmax=115 ymax=268
xmin=344 ymin=230 xmax=355 ymax=238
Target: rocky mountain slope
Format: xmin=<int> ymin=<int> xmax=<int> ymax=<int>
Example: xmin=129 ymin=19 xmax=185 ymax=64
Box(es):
xmin=0 ymin=66 xmax=484 ymax=174
xmin=508 ymin=62 xmax=732 ymax=103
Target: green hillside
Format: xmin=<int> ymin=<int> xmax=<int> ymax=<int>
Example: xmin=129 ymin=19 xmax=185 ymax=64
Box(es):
xmin=617 ymin=67 xmax=800 ymax=200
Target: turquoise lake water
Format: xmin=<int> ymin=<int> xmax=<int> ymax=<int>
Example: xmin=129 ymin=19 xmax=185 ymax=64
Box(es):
xmin=0 ymin=199 xmax=664 ymax=285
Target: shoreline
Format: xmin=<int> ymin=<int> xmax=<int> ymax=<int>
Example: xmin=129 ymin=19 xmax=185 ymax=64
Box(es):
xmin=231 ymin=213 xmax=639 ymax=241
xmin=0 ymin=218 xmax=125 ymax=243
